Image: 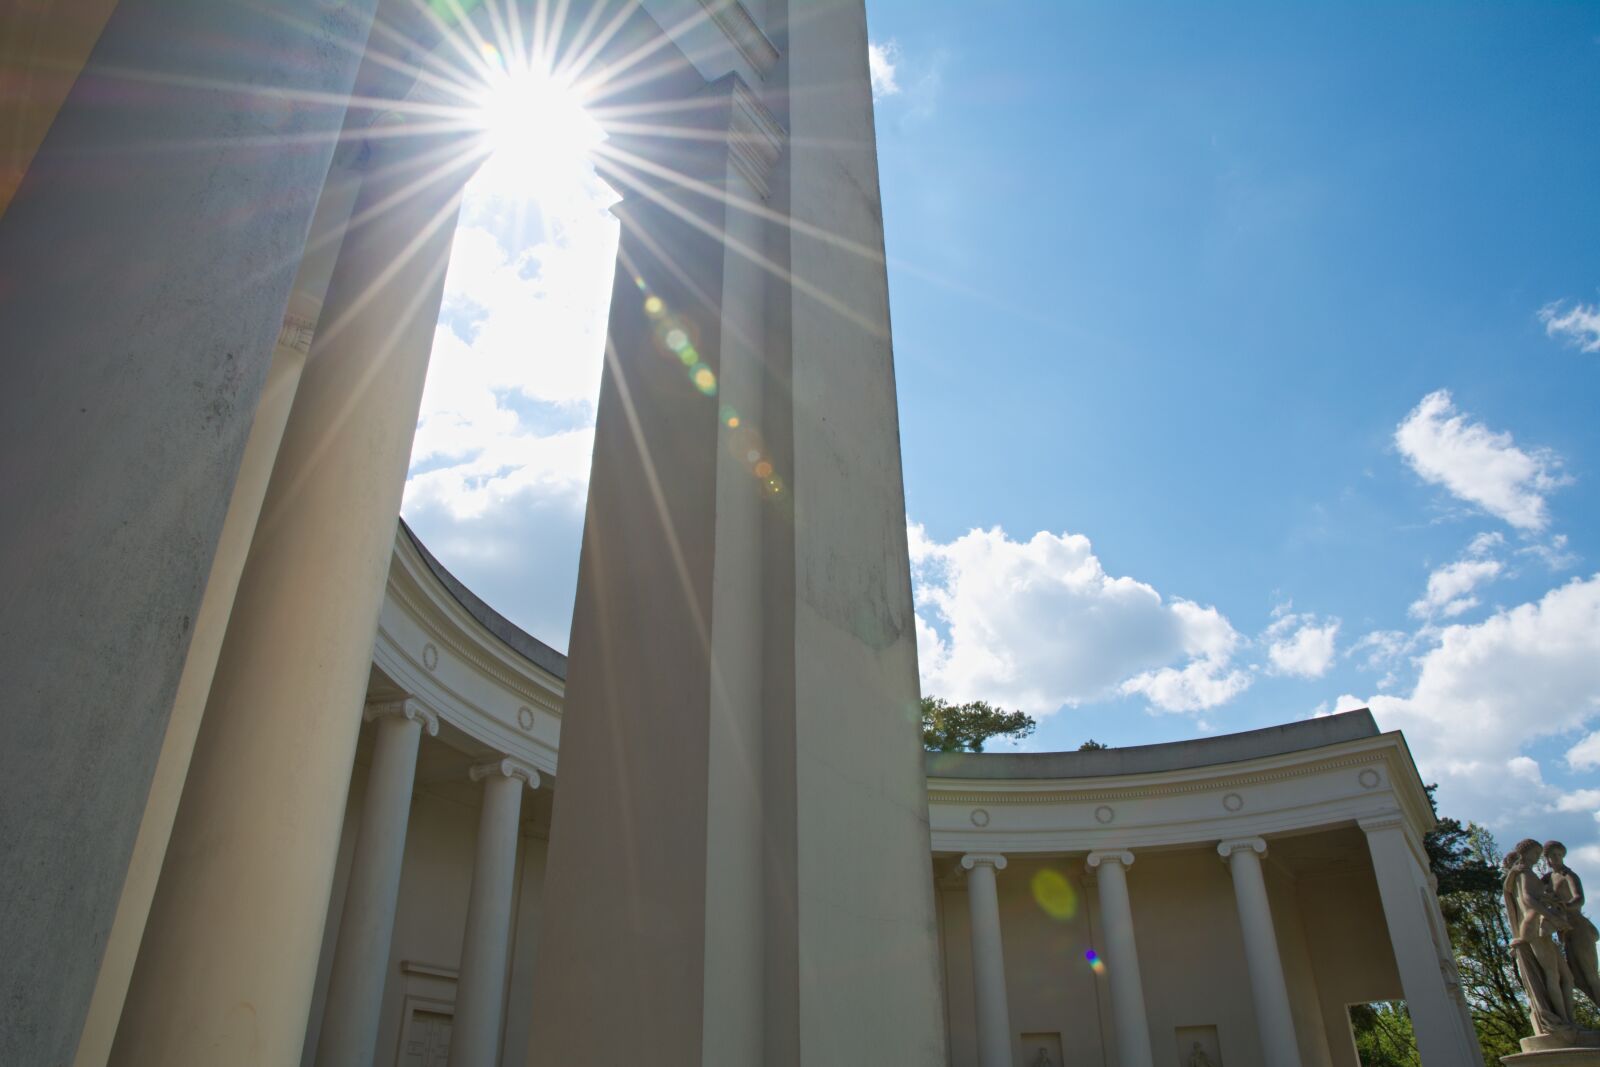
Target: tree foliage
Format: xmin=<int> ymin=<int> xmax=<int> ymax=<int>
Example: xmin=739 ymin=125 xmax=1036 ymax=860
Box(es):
xmin=919 ymin=696 xmax=1035 ymax=753
xmin=1078 ymin=739 xmax=1109 ymax=751
xmin=1349 ymin=1002 xmax=1420 ymax=1067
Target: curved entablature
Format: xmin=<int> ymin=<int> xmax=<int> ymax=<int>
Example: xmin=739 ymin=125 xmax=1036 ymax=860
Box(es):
xmin=926 ymin=709 xmax=1435 ymax=860
xmin=373 ymin=524 xmax=566 ymax=779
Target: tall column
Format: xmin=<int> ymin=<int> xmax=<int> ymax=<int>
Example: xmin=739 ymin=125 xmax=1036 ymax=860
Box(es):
xmin=0 ymin=4 xmax=377 ymax=1063
xmin=1086 ymin=851 xmax=1155 ymax=1067
xmin=453 ymin=758 xmax=539 ymax=1067
xmin=961 ymin=854 xmax=1014 ymax=1067
xmin=110 ymin=118 xmax=475 ymax=1067
xmin=1218 ymin=838 xmax=1303 ymax=1067
xmin=315 ymin=699 xmax=438 ymax=1067
xmin=530 ymin=13 xmax=947 ymax=1062
xmin=1360 ymin=814 xmax=1482 ymax=1066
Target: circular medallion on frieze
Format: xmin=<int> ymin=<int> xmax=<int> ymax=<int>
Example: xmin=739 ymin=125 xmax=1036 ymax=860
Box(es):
xmin=1222 ymin=792 xmax=1244 ymax=812
xmin=1358 ymin=768 xmax=1381 ymax=789
xmin=422 ymin=643 xmax=439 ymax=671
xmin=970 ymin=808 xmax=990 ymax=828
xmin=1094 ymin=805 xmax=1115 ymax=825
xmin=517 ymin=705 xmax=535 ymax=731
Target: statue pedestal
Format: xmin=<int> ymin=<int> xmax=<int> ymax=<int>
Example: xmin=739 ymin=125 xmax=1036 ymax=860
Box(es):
xmin=1502 ymin=1031 xmax=1600 ymax=1065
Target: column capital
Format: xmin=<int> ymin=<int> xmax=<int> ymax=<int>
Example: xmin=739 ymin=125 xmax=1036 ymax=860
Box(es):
xmin=363 ymin=697 xmax=439 ymax=736
xmin=1086 ymin=849 xmax=1135 ymax=870
xmin=1358 ymin=810 xmax=1407 ymax=834
xmin=469 ymin=756 xmax=540 ymax=791
xmin=960 ymin=852 xmax=1007 ymax=872
xmin=1217 ymin=836 xmax=1268 ymax=860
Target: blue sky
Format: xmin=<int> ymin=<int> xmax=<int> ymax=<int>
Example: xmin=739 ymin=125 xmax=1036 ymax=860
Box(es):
xmin=405 ymin=2 xmax=1600 ymax=860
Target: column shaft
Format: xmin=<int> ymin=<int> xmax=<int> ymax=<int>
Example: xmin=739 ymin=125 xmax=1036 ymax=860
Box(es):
xmin=453 ymin=762 xmax=535 ymax=1067
xmin=1362 ymin=818 xmax=1481 ymax=1065
xmin=110 ymin=130 xmax=472 ymax=1067
xmin=0 ymin=4 xmax=376 ymax=1062
xmin=1088 ymin=853 xmax=1154 ymax=1067
xmin=1220 ymin=839 xmax=1303 ymax=1067
xmin=315 ymin=704 xmax=435 ymax=1066
xmin=963 ymin=855 xmax=1014 ymax=1067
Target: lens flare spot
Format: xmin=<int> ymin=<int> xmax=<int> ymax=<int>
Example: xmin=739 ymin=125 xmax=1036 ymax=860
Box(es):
xmin=693 ymin=367 xmax=717 ymax=394
xmin=1031 ymin=869 xmax=1078 ymax=920
xmin=665 ymin=328 xmax=688 ymax=351
xmin=754 ymin=460 xmax=774 ymax=478
xmin=1085 ymin=949 xmax=1106 ymax=974
xmin=727 ymin=416 xmax=740 ymax=428
xmin=644 ymin=296 xmax=664 ymax=317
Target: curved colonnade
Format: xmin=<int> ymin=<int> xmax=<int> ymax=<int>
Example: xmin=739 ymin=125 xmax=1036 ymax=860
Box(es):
xmin=333 ymin=523 xmax=1480 ymax=1067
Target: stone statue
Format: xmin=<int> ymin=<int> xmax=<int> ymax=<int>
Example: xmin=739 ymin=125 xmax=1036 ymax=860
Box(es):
xmin=1544 ymin=840 xmax=1600 ymax=1009
xmin=1504 ymin=839 xmax=1579 ymax=1036
xmin=1187 ymin=1041 xmax=1216 ymax=1067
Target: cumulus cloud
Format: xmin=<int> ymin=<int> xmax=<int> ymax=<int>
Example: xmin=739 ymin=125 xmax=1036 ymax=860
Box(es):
xmin=1410 ymin=534 xmax=1505 ymax=620
xmin=402 ymin=165 xmax=619 ymax=650
xmin=1395 ymin=389 xmax=1569 ymax=531
xmin=910 ymin=524 xmax=1249 ymax=716
xmin=1539 ymin=299 xmax=1600 ymax=354
xmin=868 ymin=40 xmax=901 ymax=100
xmin=1341 ymin=573 xmax=1600 ymax=830
xmin=1570 ymin=730 xmax=1600 ymax=770
xmin=1264 ymin=610 xmax=1340 ymax=678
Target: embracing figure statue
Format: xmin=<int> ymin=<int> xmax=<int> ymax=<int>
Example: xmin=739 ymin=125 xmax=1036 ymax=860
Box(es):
xmin=1502 ymin=837 xmax=1600 ymax=1055
xmin=1544 ymin=840 xmax=1600 ymax=1010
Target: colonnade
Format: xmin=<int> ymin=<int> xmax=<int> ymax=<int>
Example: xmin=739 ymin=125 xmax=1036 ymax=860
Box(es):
xmin=956 ymin=817 xmax=1463 ymax=1067
xmin=316 ymin=702 xmax=540 ymax=1067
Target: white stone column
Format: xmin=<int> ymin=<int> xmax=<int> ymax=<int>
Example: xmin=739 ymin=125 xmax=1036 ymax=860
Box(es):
xmin=1360 ymin=814 xmax=1482 ymax=1066
xmin=110 ymin=120 xmax=474 ymax=1067
xmin=1087 ymin=851 xmax=1155 ymax=1067
xmin=0 ymin=5 xmax=378 ymax=1063
xmin=453 ymin=758 xmax=539 ymax=1067
xmin=314 ymin=699 xmax=437 ymax=1067
xmin=1218 ymin=837 xmax=1303 ymax=1067
xmin=961 ymin=854 xmax=1014 ymax=1067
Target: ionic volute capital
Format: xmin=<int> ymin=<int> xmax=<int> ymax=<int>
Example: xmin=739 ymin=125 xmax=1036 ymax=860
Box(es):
xmin=364 ymin=697 xmax=439 ymax=737
xmin=1086 ymin=849 xmax=1135 ymax=870
xmin=1217 ymin=836 xmax=1268 ymax=860
xmin=469 ymin=756 xmax=540 ymax=791
xmin=960 ymin=852 xmax=1007 ymax=873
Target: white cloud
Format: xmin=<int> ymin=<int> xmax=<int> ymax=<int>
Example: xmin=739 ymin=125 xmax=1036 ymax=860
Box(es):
xmin=401 ymin=163 xmax=619 ymax=650
xmin=1394 ymin=389 xmax=1569 ymax=531
xmin=1348 ymin=573 xmax=1600 ymax=828
xmin=1265 ymin=611 xmax=1340 ymax=678
xmin=868 ymin=40 xmax=901 ymax=100
xmin=910 ymin=524 xmax=1250 ymax=716
xmin=1539 ymin=299 xmax=1600 ymax=354
xmin=1410 ymin=558 xmax=1502 ymax=619
xmin=1570 ymin=730 xmax=1600 ymax=770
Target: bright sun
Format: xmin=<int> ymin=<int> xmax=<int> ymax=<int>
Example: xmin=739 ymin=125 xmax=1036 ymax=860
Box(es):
xmin=472 ymin=47 xmax=604 ymax=201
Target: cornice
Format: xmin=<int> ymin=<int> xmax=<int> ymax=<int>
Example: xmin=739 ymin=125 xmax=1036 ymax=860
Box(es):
xmin=928 ymin=751 xmax=1381 ymax=806
xmin=696 ymin=0 xmax=779 ymax=79
xmin=385 ymin=536 xmax=564 ymax=714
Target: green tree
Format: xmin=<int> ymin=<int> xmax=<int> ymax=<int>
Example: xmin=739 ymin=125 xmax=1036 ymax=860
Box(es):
xmin=1349 ymin=1001 xmax=1421 ymax=1067
xmin=920 ymin=696 xmax=1035 ymax=752
xmin=1437 ymin=824 xmax=1529 ymax=1061
xmin=1078 ymin=739 xmax=1109 ymax=751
